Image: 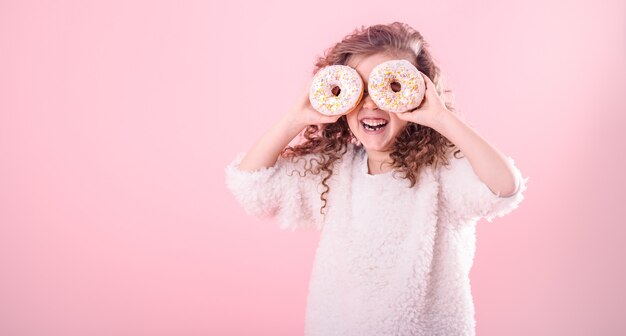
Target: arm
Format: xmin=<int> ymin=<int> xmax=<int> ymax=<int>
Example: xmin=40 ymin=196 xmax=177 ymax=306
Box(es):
xmin=397 ymin=72 xmax=519 ymax=197
xmin=238 ymin=114 xmax=306 ymax=172
xmin=396 ymin=73 xmax=528 ymax=222
xmin=432 ymin=111 xmax=529 ymax=222
xmin=430 ymin=111 xmax=520 ymax=197
xmin=239 ymin=88 xmax=342 ymax=172
xmin=224 ymin=87 xmax=342 ymax=231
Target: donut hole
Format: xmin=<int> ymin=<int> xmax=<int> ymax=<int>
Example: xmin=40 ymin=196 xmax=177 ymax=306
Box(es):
xmin=390 ymin=82 xmax=402 ymax=93
xmin=331 ymin=85 xmax=341 ymax=96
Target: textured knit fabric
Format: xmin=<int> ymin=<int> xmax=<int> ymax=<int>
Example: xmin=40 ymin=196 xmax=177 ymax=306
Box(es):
xmin=224 ymin=143 xmax=529 ymax=336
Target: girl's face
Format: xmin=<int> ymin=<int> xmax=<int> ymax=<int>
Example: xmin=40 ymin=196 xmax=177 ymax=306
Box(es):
xmin=345 ymin=52 xmax=414 ymax=153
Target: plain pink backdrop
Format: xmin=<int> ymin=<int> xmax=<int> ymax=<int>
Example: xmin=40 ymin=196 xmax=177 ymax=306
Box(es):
xmin=1 ymin=0 xmax=625 ymax=335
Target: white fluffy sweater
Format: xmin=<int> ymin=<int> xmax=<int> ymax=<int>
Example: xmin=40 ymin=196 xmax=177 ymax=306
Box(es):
xmin=224 ymin=143 xmax=529 ymax=336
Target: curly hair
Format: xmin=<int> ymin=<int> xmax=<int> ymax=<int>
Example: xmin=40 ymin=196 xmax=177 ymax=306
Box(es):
xmin=280 ymin=22 xmax=463 ymax=216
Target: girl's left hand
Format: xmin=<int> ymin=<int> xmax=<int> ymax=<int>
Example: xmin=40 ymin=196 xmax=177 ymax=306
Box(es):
xmin=396 ymin=72 xmax=451 ymax=129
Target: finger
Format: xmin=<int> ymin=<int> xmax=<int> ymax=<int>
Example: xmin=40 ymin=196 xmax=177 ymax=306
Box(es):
xmin=420 ymin=72 xmax=437 ymax=99
xmin=421 ymin=71 xmax=433 ymax=83
xmin=323 ymin=114 xmax=341 ymax=123
xmin=396 ymin=111 xmax=410 ymax=120
xmin=303 ymin=82 xmax=313 ymax=98
xmin=421 ymin=72 xmax=432 ymax=89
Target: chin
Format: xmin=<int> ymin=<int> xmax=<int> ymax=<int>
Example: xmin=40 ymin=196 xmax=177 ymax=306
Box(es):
xmin=359 ymin=129 xmax=401 ymax=150
xmin=348 ymin=119 xmax=402 ymax=152
xmin=359 ymin=139 xmax=395 ymax=152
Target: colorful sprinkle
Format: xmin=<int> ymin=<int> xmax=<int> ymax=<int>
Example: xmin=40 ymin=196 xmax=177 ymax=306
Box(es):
xmin=309 ymin=65 xmax=364 ymax=116
xmin=368 ymin=60 xmax=425 ymax=113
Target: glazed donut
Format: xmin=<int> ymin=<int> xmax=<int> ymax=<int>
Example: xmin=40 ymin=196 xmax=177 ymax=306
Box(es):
xmin=368 ymin=59 xmax=425 ymax=113
xmin=309 ymin=65 xmax=364 ymax=116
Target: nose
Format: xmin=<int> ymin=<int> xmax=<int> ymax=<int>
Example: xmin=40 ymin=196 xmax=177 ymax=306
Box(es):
xmin=361 ymin=93 xmax=379 ymax=110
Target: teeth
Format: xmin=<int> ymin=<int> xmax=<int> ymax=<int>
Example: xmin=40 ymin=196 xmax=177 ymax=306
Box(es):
xmin=362 ymin=119 xmax=388 ymax=126
xmin=362 ymin=122 xmax=386 ymax=131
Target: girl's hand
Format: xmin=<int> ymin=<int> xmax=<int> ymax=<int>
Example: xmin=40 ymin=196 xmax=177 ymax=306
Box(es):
xmin=283 ymin=86 xmax=343 ymax=128
xmin=396 ymin=72 xmax=450 ymax=129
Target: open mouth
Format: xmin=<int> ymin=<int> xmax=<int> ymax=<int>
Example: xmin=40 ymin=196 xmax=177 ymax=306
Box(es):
xmin=361 ymin=118 xmax=388 ymax=132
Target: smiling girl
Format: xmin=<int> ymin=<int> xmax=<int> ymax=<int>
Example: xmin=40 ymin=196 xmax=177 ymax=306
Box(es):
xmin=225 ymin=21 xmax=529 ymax=336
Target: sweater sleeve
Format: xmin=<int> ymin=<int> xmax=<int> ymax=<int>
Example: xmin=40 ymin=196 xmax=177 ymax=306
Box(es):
xmin=439 ymin=153 xmax=529 ymax=223
xmin=224 ymin=151 xmax=325 ymax=231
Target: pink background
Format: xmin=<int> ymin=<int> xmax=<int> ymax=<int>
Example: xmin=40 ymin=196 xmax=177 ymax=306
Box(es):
xmin=1 ymin=0 xmax=625 ymax=335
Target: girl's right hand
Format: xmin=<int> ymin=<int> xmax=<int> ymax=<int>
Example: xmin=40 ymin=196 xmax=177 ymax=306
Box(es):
xmin=283 ymin=86 xmax=343 ymax=128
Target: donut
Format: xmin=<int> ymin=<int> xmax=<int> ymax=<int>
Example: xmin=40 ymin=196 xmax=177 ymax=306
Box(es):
xmin=309 ymin=65 xmax=364 ymax=116
xmin=368 ymin=59 xmax=425 ymax=113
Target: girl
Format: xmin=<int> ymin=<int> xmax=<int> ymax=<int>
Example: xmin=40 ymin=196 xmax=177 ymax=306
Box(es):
xmin=225 ymin=22 xmax=528 ymax=336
